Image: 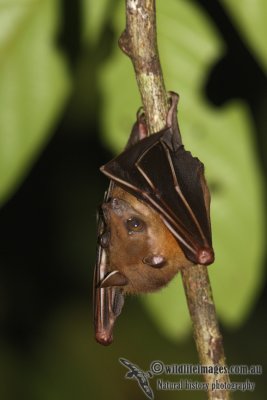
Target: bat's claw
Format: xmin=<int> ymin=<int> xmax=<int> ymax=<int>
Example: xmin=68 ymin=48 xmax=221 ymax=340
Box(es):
xmin=166 ymin=91 xmax=179 ymax=127
xmin=95 ymin=331 xmax=113 ymax=346
xmin=197 ymin=247 xmax=215 ymax=265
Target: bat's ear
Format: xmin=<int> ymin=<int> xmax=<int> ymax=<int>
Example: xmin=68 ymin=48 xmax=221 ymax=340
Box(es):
xmin=143 ymin=254 xmax=166 ymax=268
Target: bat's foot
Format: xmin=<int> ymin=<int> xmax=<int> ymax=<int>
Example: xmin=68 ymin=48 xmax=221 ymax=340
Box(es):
xmin=166 ymin=91 xmax=179 ymax=127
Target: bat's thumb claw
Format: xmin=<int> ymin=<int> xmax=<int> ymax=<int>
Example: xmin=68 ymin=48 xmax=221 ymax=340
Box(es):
xmin=95 ymin=331 xmax=113 ymax=346
xmin=197 ymin=247 xmax=215 ymax=265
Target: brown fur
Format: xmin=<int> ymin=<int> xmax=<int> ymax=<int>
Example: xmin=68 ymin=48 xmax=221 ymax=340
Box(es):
xmin=104 ymin=186 xmax=192 ymax=294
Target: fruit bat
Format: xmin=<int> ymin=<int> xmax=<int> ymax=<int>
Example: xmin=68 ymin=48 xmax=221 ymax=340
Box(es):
xmin=94 ymin=92 xmax=214 ymax=345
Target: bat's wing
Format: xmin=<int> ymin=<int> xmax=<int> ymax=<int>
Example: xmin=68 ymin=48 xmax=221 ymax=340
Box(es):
xmin=93 ymin=183 xmax=125 ymax=345
xmin=101 ymin=129 xmax=214 ymax=266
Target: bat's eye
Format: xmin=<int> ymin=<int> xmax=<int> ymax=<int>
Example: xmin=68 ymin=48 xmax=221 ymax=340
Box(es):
xmin=126 ymin=217 xmax=145 ymax=233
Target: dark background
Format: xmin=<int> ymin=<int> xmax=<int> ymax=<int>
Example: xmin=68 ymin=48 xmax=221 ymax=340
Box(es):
xmin=0 ymin=1 xmax=266 ymax=399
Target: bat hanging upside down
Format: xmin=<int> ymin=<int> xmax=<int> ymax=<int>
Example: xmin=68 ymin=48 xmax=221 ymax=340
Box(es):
xmin=94 ymin=92 xmax=214 ymax=345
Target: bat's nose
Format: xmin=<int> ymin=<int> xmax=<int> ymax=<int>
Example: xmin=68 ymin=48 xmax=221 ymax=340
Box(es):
xmin=197 ymin=247 xmax=214 ymax=265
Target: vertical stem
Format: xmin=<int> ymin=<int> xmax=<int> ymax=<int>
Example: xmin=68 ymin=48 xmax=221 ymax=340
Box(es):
xmin=119 ymin=1 xmax=231 ymax=398
xmin=182 ymin=265 xmax=231 ymax=399
xmin=119 ymin=0 xmax=168 ymax=133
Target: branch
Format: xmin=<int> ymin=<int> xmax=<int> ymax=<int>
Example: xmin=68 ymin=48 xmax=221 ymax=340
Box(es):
xmin=119 ymin=1 xmax=231 ymax=399
xmin=182 ymin=266 xmax=231 ymax=399
xmin=119 ymin=0 xmax=168 ymax=133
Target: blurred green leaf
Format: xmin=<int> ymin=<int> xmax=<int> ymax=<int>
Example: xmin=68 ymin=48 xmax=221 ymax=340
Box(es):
xmin=99 ymin=0 xmax=265 ymax=341
xmin=0 ymin=0 xmax=70 ymax=206
xmin=82 ymin=0 xmax=111 ymax=44
xmin=141 ymin=275 xmax=191 ymax=340
xmin=221 ymin=0 xmax=267 ymax=73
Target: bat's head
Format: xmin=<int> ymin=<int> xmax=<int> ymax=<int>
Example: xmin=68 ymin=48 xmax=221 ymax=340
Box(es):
xmin=100 ymin=185 xmax=192 ymax=294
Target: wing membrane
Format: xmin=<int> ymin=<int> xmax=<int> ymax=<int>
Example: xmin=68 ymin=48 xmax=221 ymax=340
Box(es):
xmin=93 ymin=183 xmax=125 ymax=345
xmin=101 ymin=130 xmax=214 ymax=265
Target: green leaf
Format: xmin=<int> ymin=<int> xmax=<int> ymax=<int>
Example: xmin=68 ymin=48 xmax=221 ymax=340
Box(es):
xmin=0 ymin=0 xmax=71 ymax=206
xmin=221 ymin=0 xmax=267 ymax=73
xmin=99 ymin=0 xmax=265 ymax=342
xmin=82 ymin=0 xmax=111 ymax=44
xmin=141 ymin=275 xmax=191 ymax=340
